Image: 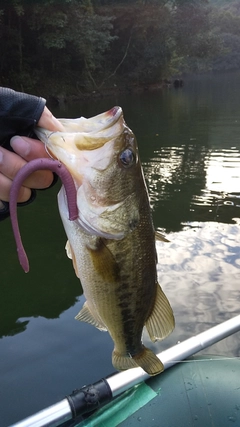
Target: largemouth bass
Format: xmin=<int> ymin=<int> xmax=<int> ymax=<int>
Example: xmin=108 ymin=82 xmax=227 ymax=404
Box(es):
xmin=36 ymin=106 xmax=175 ymax=376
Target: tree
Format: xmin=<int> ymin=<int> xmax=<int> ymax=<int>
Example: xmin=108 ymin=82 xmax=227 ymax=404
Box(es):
xmin=0 ymin=0 xmax=238 ymax=95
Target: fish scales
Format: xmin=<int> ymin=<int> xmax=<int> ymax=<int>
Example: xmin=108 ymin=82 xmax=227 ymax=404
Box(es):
xmin=36 ymin=106 xmax=175 ymax=376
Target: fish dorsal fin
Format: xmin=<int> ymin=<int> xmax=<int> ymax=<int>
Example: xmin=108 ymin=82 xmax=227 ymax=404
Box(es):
xmin=65 ymin=240 xmax=79 ymax=278
xmin=155 ymin=231 xmax=170 ymax=243
xmin=145 ymin=284 xmax=175 ymax=342
xmin=75 ymin=301 xmax=107 ymax=331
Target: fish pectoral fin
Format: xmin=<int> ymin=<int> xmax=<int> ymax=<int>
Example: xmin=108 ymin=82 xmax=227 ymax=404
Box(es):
xmin=155 ymin=231 xmax=170 ymax=243
xmin=112 ymin=346 xmax=164 ymax=376
xmin=65 ymin=240 xmax=79 ymax=278
xmin=75 ymin=302 xmax=107 ymax=331
xmin=65 ymin=240 xmax=72 ymax=259
xmin=87 ymin=238 xmax=120 ymax=283
xmin=145 ymin=284 xmax=175 ymax=342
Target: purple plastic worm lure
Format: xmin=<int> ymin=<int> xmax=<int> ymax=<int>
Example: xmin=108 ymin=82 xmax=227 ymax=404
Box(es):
xmin=9 ymin=158 xmax=78 ymax=273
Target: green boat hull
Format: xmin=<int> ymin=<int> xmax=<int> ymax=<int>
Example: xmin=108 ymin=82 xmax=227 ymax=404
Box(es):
xmin=78 ymin=355 xmax=240 ymax=427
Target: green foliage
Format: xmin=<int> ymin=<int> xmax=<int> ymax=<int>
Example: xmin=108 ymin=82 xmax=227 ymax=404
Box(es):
xmin=207 ymin=2 xmax=240 ymax=72
xmin=100 ymin=3 xmax=173 ymax=86
xmin=0 ymin=0 xmax=239 ymax=95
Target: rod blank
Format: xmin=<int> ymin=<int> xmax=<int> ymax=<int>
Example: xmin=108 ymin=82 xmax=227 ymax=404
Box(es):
xmin=10 ymin=400 xmax=72 ymax=427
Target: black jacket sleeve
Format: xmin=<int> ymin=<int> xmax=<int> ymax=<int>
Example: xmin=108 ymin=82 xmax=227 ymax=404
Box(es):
xmin=0 ymin=87 xmax=46 ymax=149
xmin=0 ymin=88 xmax=47 ymax=221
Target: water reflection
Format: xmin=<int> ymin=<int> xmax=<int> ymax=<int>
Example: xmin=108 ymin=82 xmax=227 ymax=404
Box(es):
xmin=205 ymin=148 xmax=240 ymax=193
xmin=0 ymin=184 xmax=81 ymax=338
xmin=144 ymin=145 xmax=240 ymax=231
xmin=1 ymin=72 xmax=240 ymax=426
xmin=145 ymin=221 xmax=240 ymax=358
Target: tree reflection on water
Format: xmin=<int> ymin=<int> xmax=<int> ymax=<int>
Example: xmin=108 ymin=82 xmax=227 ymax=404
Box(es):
xmin=144 ymin=145 xmax=240 ymax=231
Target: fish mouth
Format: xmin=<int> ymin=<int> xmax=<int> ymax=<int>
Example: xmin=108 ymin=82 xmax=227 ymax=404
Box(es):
xmin=58 ymin=106 xmax=123 ymax=133
xmin=35 ymin=106 xmax=125 ymax=160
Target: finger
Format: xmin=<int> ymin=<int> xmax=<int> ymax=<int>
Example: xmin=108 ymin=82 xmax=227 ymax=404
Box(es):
xmin=0 ymin=146 xmax=53 ymax=190
xmin=10 ymin=137 xmax=55 ymax=187
xmin=10 ymin=136 xmax=49 ymax=161
xmin=38 ymin=106 xmax=65 ymax=131
xmin=0 ymin=172 xmax=31 ymax=202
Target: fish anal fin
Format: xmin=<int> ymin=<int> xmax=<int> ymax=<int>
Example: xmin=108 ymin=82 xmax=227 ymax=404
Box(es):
xmin=65 ymin=240 xmax=79 ymax=278
xmin=112 ymin=346 xmax=164 ymax=376
xmin=75 ymin=302 xmax=107 ymax=331
xmin=87 ymin=238 xmax=120 ymax=283
xmin=145 ymin=284 xmax=175 ymax=342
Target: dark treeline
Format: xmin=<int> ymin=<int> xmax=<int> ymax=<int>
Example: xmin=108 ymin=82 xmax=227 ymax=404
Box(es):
xmin=0 ymin=0 xmax=240 ymax=97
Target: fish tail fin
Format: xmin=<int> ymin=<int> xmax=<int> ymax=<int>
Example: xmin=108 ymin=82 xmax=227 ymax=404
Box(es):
xmin=132 ymin=346 xmax=164 ymax=376
xmin=112 ymin=346 xmax=164 ymax=376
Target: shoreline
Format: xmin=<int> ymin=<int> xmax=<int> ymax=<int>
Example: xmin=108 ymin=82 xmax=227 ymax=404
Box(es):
xmin=46 ymin=79 xmax=184 ymax=106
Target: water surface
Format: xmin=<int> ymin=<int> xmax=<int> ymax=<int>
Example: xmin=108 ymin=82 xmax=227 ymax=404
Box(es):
xmin=1 ymin=72 xmax=240 ymax=425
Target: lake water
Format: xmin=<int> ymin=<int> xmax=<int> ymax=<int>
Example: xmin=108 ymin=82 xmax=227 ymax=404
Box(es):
xmin=1 ymin=72 xmax=240 ymax=426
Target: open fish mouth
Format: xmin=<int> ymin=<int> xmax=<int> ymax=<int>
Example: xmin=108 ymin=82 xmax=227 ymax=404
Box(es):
xmin=34 ymin=105 xmax=129 ymax=187
xmin=58 ymin=106 xmax=122 ymax=133
xmin=35 ymin=106 xmax=124 ymax=153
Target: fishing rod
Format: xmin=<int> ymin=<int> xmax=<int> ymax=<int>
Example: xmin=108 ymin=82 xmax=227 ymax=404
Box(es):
xmin=10 ymin=314 xmax=240 ymax=427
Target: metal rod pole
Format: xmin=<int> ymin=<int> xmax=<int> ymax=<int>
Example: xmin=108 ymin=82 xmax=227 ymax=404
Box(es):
xmin=10 ymin=314 xmax=240 ymax=427
xmin=10 ymin=400 xmax=72 ymax=427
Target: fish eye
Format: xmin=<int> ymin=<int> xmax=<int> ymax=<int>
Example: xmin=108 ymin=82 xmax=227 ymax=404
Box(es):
xmin=119 ymin=148 xmax=136 ymax=168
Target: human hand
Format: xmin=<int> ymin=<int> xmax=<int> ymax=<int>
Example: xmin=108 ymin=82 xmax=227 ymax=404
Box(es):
xmin=0 ymin=106 xmax=64 ymax=206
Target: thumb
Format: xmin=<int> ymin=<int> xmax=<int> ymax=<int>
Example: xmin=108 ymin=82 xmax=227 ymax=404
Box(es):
xmin=37 ymin=106 xmax=65 ymax=132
